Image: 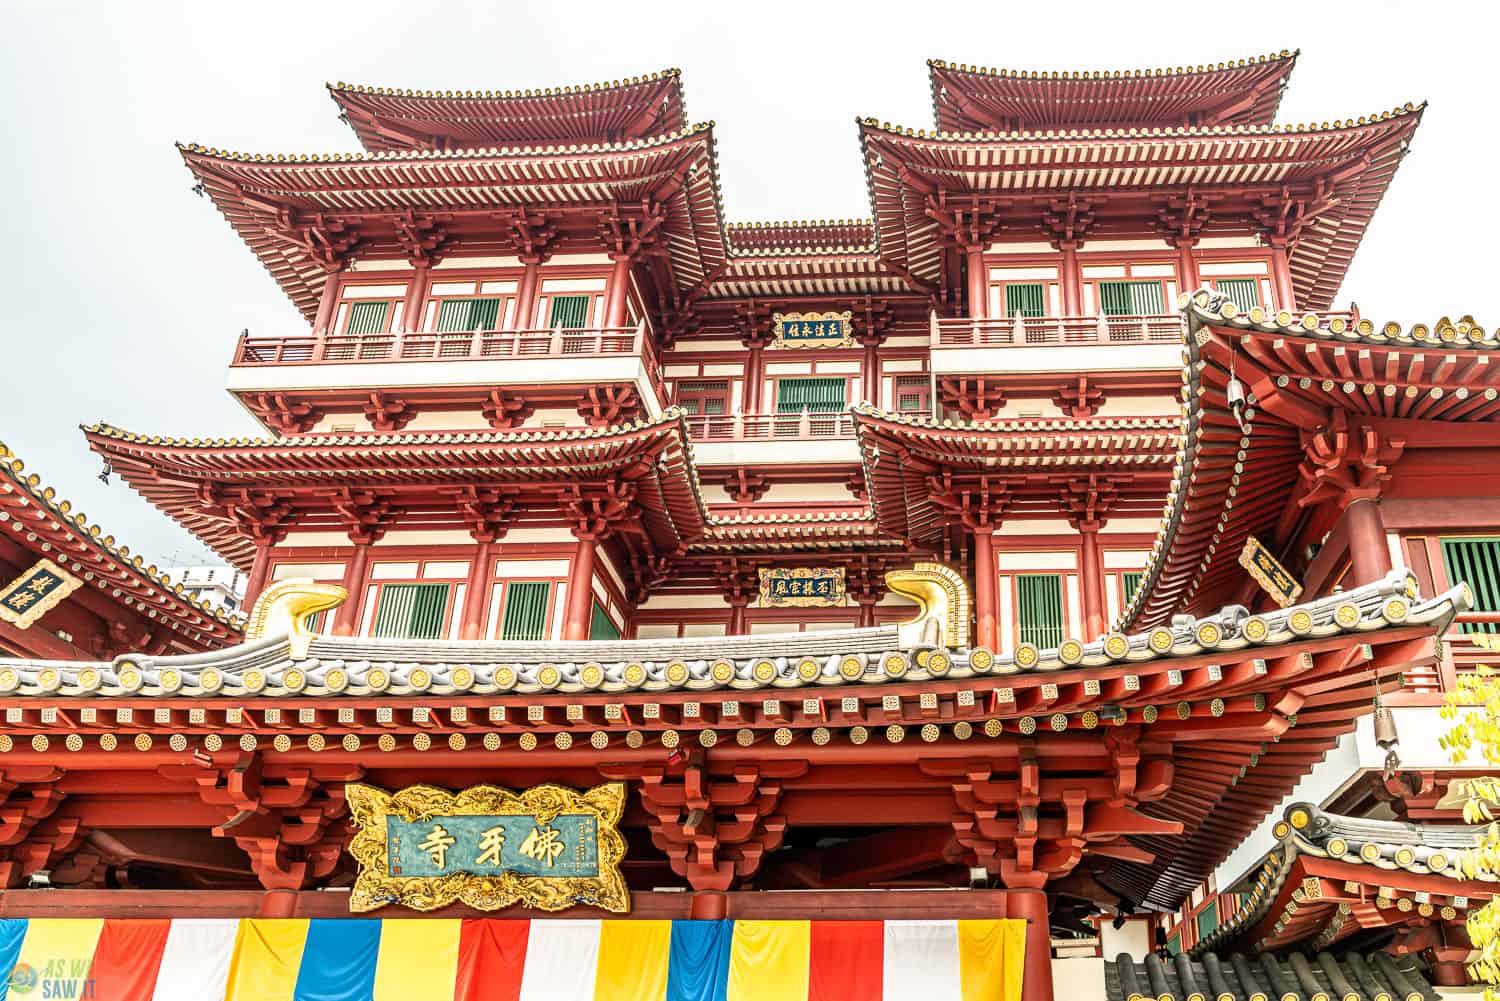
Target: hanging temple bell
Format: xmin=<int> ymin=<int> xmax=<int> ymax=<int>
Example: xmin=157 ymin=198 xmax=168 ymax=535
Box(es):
xmin=1373 ymin=697 xmax=1401 ymax=779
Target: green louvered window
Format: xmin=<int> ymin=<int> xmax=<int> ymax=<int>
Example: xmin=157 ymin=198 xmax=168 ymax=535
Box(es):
xmin=590 ymin=600 xmax=621 ymax=641
xmin=1195 ymin=899 xmax=1219 ymax=940
xmin=1003 ymin=282 xmax=1047 ymax=318
xmin=1215 ymin=278 xmax=1260 ymax=314
xmin=435 ymin=297 xmax=501 ymax=332
xmin=678 ymin=381 xmax=728 ymax=416
xmin=1016 ymin=573 xmax=1065 ymax=649
xmin=895 ymin=375 xmax=930 ymax=413
xmin=344 ymin=301 xmax=390 ymax=335
xmin=1122 ymin=572 xmax=1144 ymax=606
xmin=1097 ymin=280 xmax=1165 ymax=317
xmin=500 ymin=581 xmax=552 ymax=641
xmin=371 ymin=583 xmax=450 ymax=640
xmin=775 ymin=377 xmax=847 ymax=414
xmin=548 ymin=294 xmax=592 ymax=329
xmin=1441 ymin=538 xmax=1500 ymax=635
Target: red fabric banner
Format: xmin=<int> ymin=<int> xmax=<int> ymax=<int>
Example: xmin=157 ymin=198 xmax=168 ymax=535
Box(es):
xmin=809 ymin=921 xmax=884 ymax=1001
xmin=87 ymin=918 xmax=171 ymax=1001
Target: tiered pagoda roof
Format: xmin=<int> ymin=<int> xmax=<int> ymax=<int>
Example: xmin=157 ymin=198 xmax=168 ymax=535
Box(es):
xmin=1196 ymin=802 xmax=1491 ymax=955
xmin=329 ymin=70 xmax=688 ymax=151
xmin=0 ymin=440 xmax=242 ymax=652
xmin=852 ymin=410 xmax=1181 ymax=544
xmin=928 ymin=52 xmax=1298 ymax=133
xmin=178 ymin=126 xmax=727 ymax=319
xmin=859 ymin=104 xmax=1423 ymax=310
xmin=83 ymin=416 xmax=709 ymax=568
xmin=711 ymin=219 xmax=913 ymax=300
xmin=1121 ymin=292 xmax=1500 ymax=632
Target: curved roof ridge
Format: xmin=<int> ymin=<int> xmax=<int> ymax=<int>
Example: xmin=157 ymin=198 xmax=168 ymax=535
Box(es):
xmin=926 ymin=49 xmax=1297 ymax=82
xmin=327 ymin=67 xmax=683 ymax=101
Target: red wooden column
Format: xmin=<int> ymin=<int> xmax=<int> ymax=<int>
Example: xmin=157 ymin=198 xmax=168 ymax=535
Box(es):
xmin=1268 ymin=244 xmax=1296 ymax=311
xmin=1345 ymin=499 xmax=1393 ymax=585
xmin=331 ymin=544 xmax=372 ymax=637
xmin=562 ymin=533 xmax=599 ymax=641
xmin=856 ymin=595 xmax=879 ymax=628
xmin=861 ymin=335 xmax=881 ymax=407
xmin=604 ymin=254 xmax=633 ymax=328
xmin=973 ymin=527 xmax=998 ymax=650
xmin=1077 ymin=521 xmax=1108 ymax=641
xmin=459 ymin=541 xmax=494 ymax=640
xmin=312 ymin=274 xmax=341 ymax=336
xmin=727 ymin=595 xmax=749 ymax=636
xmin=1009 ymin=889 xmax=1055 ymax=1001
xmin=1058 ymin=241 xmax=1082 ymax=315
xmin=1175 ymin=239 xmax=1199 ymax=292
xmin=965 ymin=246 xmax=988 ymax=319
xmin=511 ymin=257 xmax=542 ymax=330
xmin=399 ymin=264 xmax=430 ymax=332
xmin=243 ymin=542 xmax=274 ymax=610
xmin=742 ymin=333 xmax=769 ymax=413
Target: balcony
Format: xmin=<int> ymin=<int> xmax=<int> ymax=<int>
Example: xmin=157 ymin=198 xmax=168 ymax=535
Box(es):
xmin=1392 ymin=612 xmax=1500 ymax=702
xmin=685 ymin=411 xmax=878 ymax=466
xmin=928 ymin=311 xmax=1356 ymax=377
xmin=227 ymin=324 xmax=668 ymax=416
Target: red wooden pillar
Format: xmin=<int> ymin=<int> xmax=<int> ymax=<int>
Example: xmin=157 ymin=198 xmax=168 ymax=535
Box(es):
xmin=1078 ymin=521 xmax=1108 ymax=641
xmin=1345 ymin=498 xmax=1392 ymax=585
xmin=973 ymin=527 xmax=998 ymax=650
xmin=1009 ymin=889 xmax=1054 ymax=1001
xmin=857 ymin=595 xmax=878 ymax=628
xmin=727 ymin=595 xmax=748 ymax=636
xmin=512 ymin=258 xmax=542 ymax=330
xmin=1269 ymin=244 xmax=1296 ymax=311
xmin=460 ymin=541 xmax=494 ymax=640
xmin=604 ymin=255 xmax=633 ymax=328
xmin=743 ymin=336 xmax=767 ymax=413
xmin=332 ymin=544 xmax=371 ymax=637
xmin=1175 ymin=239 xmax=1199 ymax=292
xmin=243 ymin=542 xmax=274 ymax=611
xmin=965 ymin=246 xmax=988 ymax=319
xmin=312 ymin=273 xmax=341 ymax=336
xmin=400 ymin=264 xmax=430 ymax=332
xmin=1058 ymin=241 xmax=1082 ymax=315
xmin=563 ymin=534 xmax=599 ymax=641
xmin=861 ymin=336 xmax=881 ymax=407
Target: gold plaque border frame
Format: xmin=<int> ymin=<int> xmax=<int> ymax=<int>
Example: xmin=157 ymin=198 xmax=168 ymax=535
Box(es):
xmin=770 ymin=310 xmax=854 ymax=350
xmin=346 ymin=781 xmax=629 ymax=914
xmin=758 ymin=566 xmax=848 ymax=608
xmin=1237 ymin=537 xmax=1303 ymax=608
xmin=0 ymin=558 xmax=82 ymax=630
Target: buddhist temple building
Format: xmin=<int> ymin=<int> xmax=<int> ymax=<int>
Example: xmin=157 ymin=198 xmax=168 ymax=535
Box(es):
xmin=0 ymin=51 xmax=1495 ymax=1001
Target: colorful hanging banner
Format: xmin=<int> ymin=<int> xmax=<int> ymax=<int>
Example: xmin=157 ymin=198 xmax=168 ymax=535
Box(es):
xmin=346 ymin=782 xmax=629 ymax=914
xmin=0 ymin=917 xmax=1026 ymax=1001
xmin=771 ymin=311 xmax=853 ymax=349
xmin=758 ymin=567 xmax=847 ymax=608
xmin=1238 ymin=535 xmax=1303 ymax=608
xmin=0 ymin=559 xmax=81 ymax=630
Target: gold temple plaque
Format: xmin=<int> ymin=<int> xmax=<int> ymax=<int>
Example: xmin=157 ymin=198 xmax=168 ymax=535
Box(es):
xmin=347 ymin=781 xmax=629 ymax=913
xmin=0 ymin=559 xmax=81 ymax=630
xmin=771 ymin=310 xmax=853 ymax=349
xmin=1238 ymin=535 xmax=1303 ymax=608
xmin=759 ymin=566 xmax=847 ymax=608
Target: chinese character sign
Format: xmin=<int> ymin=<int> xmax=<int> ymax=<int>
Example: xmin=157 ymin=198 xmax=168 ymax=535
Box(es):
xmin=1237 ymin=536 xmax=1304 ymax=608
xmin=0 ymin=559 xmax=81 ymax=630
xmin=347 ymin=781 xmax=628 ymax=913
xmin=758 ymin=566 xmax=847 ymax=608
xmin=771 ymin=311 xmax=853 ymax=349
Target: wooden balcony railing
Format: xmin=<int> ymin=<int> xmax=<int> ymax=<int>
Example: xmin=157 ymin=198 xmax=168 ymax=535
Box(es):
xmin=685 ymin=410 xmax=886 ymax=442
xmin=1395 ymin=612 xmax=1500 ymax=700
xmin=930 ymin=311 xmax=1357 ymax=348
xmin=231 ymin=322 xmax=666 ymax=399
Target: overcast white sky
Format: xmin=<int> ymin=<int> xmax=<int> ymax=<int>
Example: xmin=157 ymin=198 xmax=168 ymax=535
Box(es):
xmin=0 ymin=0 xmax=1495 ymax=566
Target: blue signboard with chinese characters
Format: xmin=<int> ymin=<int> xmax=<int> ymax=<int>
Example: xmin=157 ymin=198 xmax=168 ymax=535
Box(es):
xmin=388 ymin=812 xmax=599 ymax=879
xmin=772 ymin=310 xmax=853 ymax=348
xmin=0 ymin=559 xmax=81 ymax=630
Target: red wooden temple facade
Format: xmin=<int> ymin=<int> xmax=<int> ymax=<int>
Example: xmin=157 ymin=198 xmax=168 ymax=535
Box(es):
xmin=0 ymin=52 xmax=1497 ymax=998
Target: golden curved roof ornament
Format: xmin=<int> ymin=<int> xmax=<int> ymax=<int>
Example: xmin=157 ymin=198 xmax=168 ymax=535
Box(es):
xmin=245 ymin=579 xmax=348 ymax=658
xmin=885 ymin=562 xmax=970 ymax=649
